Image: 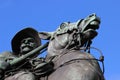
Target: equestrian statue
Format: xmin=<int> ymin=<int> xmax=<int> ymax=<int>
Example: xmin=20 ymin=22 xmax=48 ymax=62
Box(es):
xmin=0 ymin=13 xmax=105 ymax=80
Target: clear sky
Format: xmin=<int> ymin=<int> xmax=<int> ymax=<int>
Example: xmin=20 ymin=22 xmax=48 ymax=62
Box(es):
xmin=0 ymin=0 xmax=119 ymax=80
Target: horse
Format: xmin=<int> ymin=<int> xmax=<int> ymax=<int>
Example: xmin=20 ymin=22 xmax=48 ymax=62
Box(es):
xmin=39 ymin=13 xmax=105 ymax=80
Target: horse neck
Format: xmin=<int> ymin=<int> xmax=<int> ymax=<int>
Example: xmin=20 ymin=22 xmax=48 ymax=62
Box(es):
xmin=47 ymin=33 xmax=71 ymax=57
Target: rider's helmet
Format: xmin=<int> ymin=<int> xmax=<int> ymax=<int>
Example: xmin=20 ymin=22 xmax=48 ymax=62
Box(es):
xmin=11 ymin=27 xmax=41 ymax=55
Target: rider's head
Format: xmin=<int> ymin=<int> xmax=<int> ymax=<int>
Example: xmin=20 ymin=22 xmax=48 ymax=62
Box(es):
xmin=11 ymin=27 xmax=41 ymax=56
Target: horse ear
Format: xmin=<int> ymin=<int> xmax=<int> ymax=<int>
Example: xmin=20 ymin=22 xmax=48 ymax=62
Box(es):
xmin=39 ymin=32 xmax=54 ymax=40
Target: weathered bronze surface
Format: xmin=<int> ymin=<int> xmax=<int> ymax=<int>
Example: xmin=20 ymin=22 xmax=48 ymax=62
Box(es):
xmin=0 ymin=13 xmax=104 ymax=80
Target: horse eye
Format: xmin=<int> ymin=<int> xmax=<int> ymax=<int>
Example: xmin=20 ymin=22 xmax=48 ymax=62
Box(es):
xmin=60 ymin=23 xmax=68 ymax=29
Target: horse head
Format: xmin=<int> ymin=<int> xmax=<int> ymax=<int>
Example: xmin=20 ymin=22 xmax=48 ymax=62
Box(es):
xmin=39 ymin=13 xmax=101 ymax=53
xmin=55 ymin=13 xmax=100 ymax=47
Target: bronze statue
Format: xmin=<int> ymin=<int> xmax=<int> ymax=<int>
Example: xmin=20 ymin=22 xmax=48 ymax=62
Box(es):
xmin=0 ymin=28 xmax=53 ymax=80
xmin=39 ymin=13 xmax=105 ymax=80
xmin=0 ymin=13 xmax=105 ymax=80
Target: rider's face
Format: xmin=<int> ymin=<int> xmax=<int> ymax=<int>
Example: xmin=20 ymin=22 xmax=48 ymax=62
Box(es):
xmin=20 ymin=37 xmax=37 ymax=54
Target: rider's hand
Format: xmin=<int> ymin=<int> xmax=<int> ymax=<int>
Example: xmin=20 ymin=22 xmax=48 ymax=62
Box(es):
xmin=0 ymin=61 xmax=10 ymax=70
xmin=0 ymin=61 xmax=10 ymax=79
xmin=34 ymin=61 xmax=54 ymax=76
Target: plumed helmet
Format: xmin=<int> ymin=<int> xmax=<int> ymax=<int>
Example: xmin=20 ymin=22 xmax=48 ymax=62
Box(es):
xmin=11 ymin=27 xmax=41 ymax=54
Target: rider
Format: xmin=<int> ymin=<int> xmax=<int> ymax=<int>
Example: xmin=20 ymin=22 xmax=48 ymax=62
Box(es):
xmin=0 ymin=27 xmax=54 ymax=80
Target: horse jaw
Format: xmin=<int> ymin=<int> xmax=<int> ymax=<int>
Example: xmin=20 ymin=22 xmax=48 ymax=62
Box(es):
xmin=78 ymin=13 xmax=100 ymax=40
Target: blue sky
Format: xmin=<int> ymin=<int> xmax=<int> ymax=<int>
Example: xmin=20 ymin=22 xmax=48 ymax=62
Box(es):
xmin=0 ymin=0 xmax=119 ymax=80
